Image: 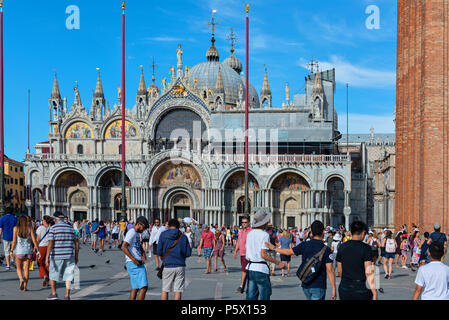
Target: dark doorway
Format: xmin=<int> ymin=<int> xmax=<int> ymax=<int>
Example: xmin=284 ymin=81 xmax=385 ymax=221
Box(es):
xmin=74 ymin=211 xmax=87 ymax=221
xmin=287 ymin=216 xmax=296 ymax=228
xmin=174 ymin=206 xmax=190 ymax=220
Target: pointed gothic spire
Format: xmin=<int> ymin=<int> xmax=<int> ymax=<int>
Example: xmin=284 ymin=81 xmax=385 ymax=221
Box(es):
xmin=94 ymin=70 xmax=104 ymax=98
xmin=215 ymin=67 xmax=224 ymax=92
xmin=51 ymin=72 xmax=61 ymax=99
xmin=313 ymin=67 xmax=324 ymax=95
xmin=137 ymin=67 xmax=147 ymax=96
xmin=261 ymin=65 xmax=271 ymax=95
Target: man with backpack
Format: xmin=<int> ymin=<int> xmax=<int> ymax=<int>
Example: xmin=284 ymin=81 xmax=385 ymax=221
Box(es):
xmin=265 ymin=220 xmax=336 ymax=300
xmin=429 ymin=223 xmax=447 ymax=257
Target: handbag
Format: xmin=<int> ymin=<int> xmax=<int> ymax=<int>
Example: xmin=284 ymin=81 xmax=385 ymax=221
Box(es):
xmin=296 ymin=244 xmax=327 ymax=285
xmin=157 ymin=233 xmax=184 ymax=279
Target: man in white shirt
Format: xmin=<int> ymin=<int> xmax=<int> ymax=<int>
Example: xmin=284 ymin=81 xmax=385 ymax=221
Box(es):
xmin=149 ymin=218 xmax=167 ymax=271
xmin=413 ymin=242 xmax=449 ymax=300
xmin=245 ymin=209 xmax=285 ymax=300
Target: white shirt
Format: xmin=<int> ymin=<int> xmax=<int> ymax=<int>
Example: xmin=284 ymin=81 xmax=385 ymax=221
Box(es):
xmin=36 ymin=225 xmax=50 ymax=247
xmin=245 ymin=229 xmax=270 ymax=274
xmin=149 ymin=225 xmax=166 ymax=245
xmin=415 ymin=261 xmax=449 ymax=300
xmin=185 ymin=232 xmax=192 ymax=244
xmin=123 ymin=228 xmax=142 ymax=262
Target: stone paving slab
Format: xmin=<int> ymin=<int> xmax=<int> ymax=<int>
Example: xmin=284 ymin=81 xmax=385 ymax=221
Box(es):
xmin=0 ymin=241 xmax=445 ymax=300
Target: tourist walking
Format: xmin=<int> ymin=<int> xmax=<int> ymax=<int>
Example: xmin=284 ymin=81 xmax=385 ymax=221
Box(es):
xmin=382 ymin=230 xmax=396 ymax=279
xmin=268 ymin=220 xmax=336 ymax=300
xmin=83 ymin=222 xmax=91 ymax=245
xmin=331 ymin=232 xmax=342 ymax=277
xmin=245 ymin=210 xmax=284 ymax=300
xmin=197 ymin=225 xmax=214 ymax=274
xmin=213 ymin=230 xmax=227 ymax=272
xmin=185 ymin=226 xmax=193 ymax=249
xmin=410 ymin=230 xmax=422 ymax=271
xmin=122 ymin=216 xmax=149 ymax=301
xmin=233 ymin=216 xmax=252 ymax=293
xmin=90 ymin=219 xmax=99 ymax=252
xmin=277 ymin=230 xmax=292 ymax=277
xmin=419 ymin=232 xmax=431 ymax=266
xmin=119 ymin=219 xmax=127 ymax=242
xmin=11 ymin=216 xmax=40 ymax=291
xmin=111 ymin=221 xmax=120 ymax=248
xmin=157 ymin=219 xmax=192 ymax=300
xmin=46 ymin=212 xmax=79 ymax=300
xmin=413 ymin=243 xmax=449 ymax=300
xmin=226 ymin=227 xmax=232 ymax=247
xmin=149 ymin=218 xmax=165 ymax=271
xmin=141 ymin=227 xmax=150 ymax=253
xmin=36 ymin=215 xmax=53 ymax=287
xmin=429 ymin=223 xmax=447 ymax=258
xmin=0 ymin=207 xmax=18 ymax=270
xmin=400 ymin=234 xmax=409 ymax=268
xmin=336 ymin=221 xmax=377 ymax=300
xmin=98 ymin=221 xmax=107 ymax=255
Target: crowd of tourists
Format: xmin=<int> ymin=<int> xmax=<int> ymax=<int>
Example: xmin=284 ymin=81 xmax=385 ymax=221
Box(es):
xmin=0 ymin=205 xmax=448 ymax=301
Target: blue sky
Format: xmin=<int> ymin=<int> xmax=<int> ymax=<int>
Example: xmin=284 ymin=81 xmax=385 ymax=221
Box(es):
xmin=4 ymin=0 xmax=396 ymax=161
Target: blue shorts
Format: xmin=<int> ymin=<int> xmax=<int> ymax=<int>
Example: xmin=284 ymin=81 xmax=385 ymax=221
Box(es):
xmin=126 ymin=261 xmax=148 ymax=290
xmin=203 ymin=247 xmax=213 ymax=259
xmin=384 ymin=252 xmax=395 ymax=259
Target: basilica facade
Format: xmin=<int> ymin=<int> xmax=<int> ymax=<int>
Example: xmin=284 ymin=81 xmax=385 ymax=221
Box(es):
xmin=24 ymin=33 xmax=353 ymax=229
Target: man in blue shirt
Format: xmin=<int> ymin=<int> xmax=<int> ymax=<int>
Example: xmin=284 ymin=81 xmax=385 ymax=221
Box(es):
xmin=0 ymin=207 xmax=18 ymax=270
xmin=90 ymin=219 xmax=100 ymax=252
xmin=266 ymin=220 xmax=336 ymax=300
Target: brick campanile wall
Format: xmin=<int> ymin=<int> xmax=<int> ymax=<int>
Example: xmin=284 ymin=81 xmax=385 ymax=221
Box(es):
xmin=396 ymin=0 xmax=449 ymax=234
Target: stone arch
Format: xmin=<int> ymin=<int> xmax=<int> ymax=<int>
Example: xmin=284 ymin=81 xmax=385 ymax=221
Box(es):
xmin=219 ymin=167 xmax=263 ymax=190
xmin=222 ymin=169 xmax=260 ymax=215
xmin=270 ymin=171 xmax=310 ymax=211
xmin=326 ymin=176 xmax=345 ymax=218
xmin=146 ymin=155 xmax=210 ymax=189
xmin=94 ymin=166 xmax=132 ymax=187
xmin=101 ymin=117 xmax=140 ymax=140
xmin=323 ymin=173 xmax=349 ymax=191
xmin=147 ymin=98 xmax=211 ymax=141
xmin=266 ymin=168 xmax=312 ymax=190
xmin=97 ymin=168 xmax=132 ymax=221
xmin=62 ymin=119 xmax=95 ymax=139
xmin=150 ymin=159 xmax=203 ymax=190
xmin=50 ymin=167 xmax=88 ymax=187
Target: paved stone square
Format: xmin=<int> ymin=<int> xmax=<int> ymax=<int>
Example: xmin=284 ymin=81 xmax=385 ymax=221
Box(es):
xmin=0 ymin=240 xmax=445 ymax=300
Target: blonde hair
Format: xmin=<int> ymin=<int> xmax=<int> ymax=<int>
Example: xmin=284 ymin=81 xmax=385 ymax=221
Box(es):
xmin=282 ymin=230 xmax=289 ymax=238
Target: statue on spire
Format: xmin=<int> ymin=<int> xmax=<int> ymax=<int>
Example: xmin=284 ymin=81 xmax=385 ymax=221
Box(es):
xmin=176 ymin=44 xmax=183 ymax=78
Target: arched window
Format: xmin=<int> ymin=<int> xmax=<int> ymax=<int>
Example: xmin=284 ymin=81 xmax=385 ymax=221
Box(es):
xmin=77 ymin=144 xmax=83 ymax=155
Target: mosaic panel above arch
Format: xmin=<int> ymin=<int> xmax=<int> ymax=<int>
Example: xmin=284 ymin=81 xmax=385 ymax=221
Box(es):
xmin=65 ymin=122 xmax=93 ymax=139
xmin=272 ymin=173 xmax=310 ymax=191
xmin=56 ymin=171 xmax=87 ymax=187
xmin=105 ymin=120 xmax=138 ymax=139
xmin=154 ymin=163 xmax=201 ymax=189
xmin=225 ymin=172 xmax=260 ymax=191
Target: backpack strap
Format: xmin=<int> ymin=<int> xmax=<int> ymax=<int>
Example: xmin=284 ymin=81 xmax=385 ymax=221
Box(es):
xmin=161 ymin=233 xmax=184 ymax=262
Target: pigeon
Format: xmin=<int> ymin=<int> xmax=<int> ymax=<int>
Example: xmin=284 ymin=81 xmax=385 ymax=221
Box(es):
xmin=105 ymin=260 xmax=110 ymax=264
xmin=89 ymin=265 xmax=96 ymax=269
xmin=109 ymin=246 xmax=112 ymax=249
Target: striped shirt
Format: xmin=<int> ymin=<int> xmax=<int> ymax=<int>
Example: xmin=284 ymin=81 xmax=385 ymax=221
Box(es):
xmin=48 ymin=221 xmax=76 ymax=260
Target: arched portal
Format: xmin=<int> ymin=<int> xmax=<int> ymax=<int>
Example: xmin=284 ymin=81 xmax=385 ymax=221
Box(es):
xmin=54 ymin=170 xmax=88 ymax=220
xmin=223 ymin=171 xmax=259 ymax=226
xmin=270 ymin=172 xmax=310 ymax=228
xmin=327 ymin=177 xmax=345 ymax=227
xmin=98 ymin=169 xmax=131 ymax=221
xmin=153 ymin=108 xmax=207 ymax=152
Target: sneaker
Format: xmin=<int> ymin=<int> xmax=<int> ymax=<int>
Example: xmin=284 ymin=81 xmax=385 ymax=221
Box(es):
xmin=384 ymin=274 xmax=388 ymax=279
xmin=47 ymin=293 xmax=59 ymax=300
xmin=64 ymin=296 xmax=70 ymax=300
xmin=5 ymin=266 xmax=10 ymax=271
xmin=402 ymin=265 xmax=408 ymax=269
xmin=235 ymin=286 xmax=244 ymax=294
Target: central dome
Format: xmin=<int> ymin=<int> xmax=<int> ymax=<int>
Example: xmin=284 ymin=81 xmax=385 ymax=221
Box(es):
xmin=188 ymin=61 xmax=260 ymax=109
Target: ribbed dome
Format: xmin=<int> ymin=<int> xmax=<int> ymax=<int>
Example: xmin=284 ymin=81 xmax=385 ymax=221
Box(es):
xmin=223 ymin=53 xmax=242 ymax=75
xmin=188 ymin=61 xmax=259 ymax=109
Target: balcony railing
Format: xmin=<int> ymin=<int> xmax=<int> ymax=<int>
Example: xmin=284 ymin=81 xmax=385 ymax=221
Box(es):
xmin=25 ymin=152 xmax=350 ymax=165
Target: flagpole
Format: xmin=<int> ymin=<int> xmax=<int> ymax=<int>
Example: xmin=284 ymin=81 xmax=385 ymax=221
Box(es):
xmin=244 ymin=4 xmax=249 ymax=217
xmin=27 ymin=89 xmax=30 ymax=154
xmin=121 ymin=2 xmax=127 ymax=221
xmin=0 ymin=0 xmax=5 ymax=215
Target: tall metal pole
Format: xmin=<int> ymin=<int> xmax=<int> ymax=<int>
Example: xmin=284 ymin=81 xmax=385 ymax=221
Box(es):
xmin=121 ymin=2 xmax=127 ymax=221
xmin=244 ymin=4 xmax=249 ymax=217
xmin=27 ymin=89 xmax=30 ymax=154
xmin=0 ymin=0 xmax=5 ymax=215
xmin=346 ymin=83 xmax=349 ymax=155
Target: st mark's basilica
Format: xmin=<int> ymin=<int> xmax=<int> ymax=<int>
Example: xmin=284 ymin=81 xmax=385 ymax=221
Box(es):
xmin=24 ymin=25 xmax=354 ymax=229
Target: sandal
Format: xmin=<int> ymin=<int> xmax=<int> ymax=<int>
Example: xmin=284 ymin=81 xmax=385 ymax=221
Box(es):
xmin=19 ymin=281 xmax=24 ymax=291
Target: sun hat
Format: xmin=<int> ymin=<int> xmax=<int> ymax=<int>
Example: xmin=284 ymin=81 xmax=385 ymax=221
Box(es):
xmin=252 ymin=209 xmax=272 ymax=228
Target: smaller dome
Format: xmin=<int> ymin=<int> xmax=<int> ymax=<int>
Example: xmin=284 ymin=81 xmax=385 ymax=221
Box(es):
xmin=206 ymin=36 xmax=220 ymax=62
xmin=148 ymin=83 xmax=160 ymax=94
xmin=223 ymin=52 xmax=242 ymax=75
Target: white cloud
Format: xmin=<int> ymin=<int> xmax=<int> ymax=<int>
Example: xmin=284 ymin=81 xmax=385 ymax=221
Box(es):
xmin=338 ymin=113 xmax=395 ymax=133
xmin=298 ymin=55 xmax=396 ymax=88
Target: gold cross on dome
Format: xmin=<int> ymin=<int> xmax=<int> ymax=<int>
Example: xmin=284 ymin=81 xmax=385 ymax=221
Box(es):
xmin=308 ymin=57 xmax=318 ymax=74
xmin=208 ymin=11 xmax=219 ymax=35
xmin=227 ymin=28 xmax=237 ymax=48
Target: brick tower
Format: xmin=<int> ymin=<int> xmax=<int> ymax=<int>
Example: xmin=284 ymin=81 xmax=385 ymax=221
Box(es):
xmin=396 ymin=0 xmax=449 ymax=233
